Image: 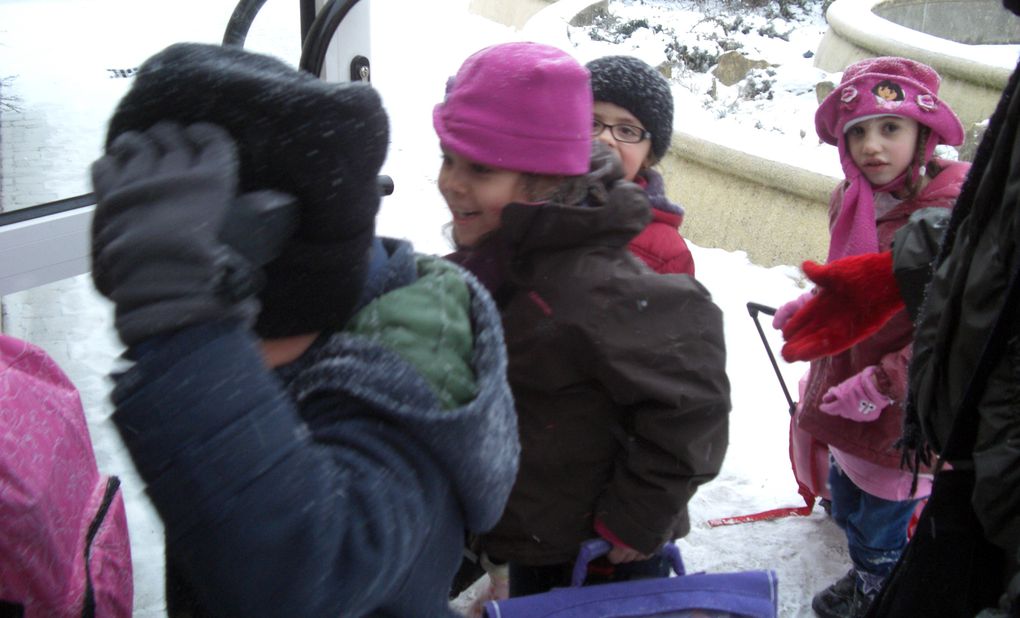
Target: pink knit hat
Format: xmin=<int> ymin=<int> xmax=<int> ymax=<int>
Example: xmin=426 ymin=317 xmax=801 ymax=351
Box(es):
xmin=814 ymin=57 xmax=964 ymax=262
xmin=433 ymin=42 xmax=592 ymax=176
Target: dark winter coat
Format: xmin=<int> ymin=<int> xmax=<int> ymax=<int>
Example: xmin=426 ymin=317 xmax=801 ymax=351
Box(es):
xmin=451 ymin=148 xmax=730 ymax=566
xmin=111 ymin=238 xmax=519 ymax=618
xmin=797 ymin=161 xmax=969 ymax=468
xmin=628 ymin=169 xmax=695 ymax=276
xmin=906 ymin=79 xmax=1020 ymax=586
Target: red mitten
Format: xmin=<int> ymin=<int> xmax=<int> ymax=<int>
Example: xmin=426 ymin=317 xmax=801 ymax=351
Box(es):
xmin=781 ymin=251 xmax=904 ymax=362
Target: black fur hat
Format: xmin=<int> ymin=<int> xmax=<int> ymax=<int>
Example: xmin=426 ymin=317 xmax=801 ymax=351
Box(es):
xmin=586 ymin=55 xmax=674 ymax=162
xmin=106 ymin=43 xmax=390 ymax=338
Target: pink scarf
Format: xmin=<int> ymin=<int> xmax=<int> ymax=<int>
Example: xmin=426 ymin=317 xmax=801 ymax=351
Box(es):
xmin=827 ymin=132 xmax=938 ymax=262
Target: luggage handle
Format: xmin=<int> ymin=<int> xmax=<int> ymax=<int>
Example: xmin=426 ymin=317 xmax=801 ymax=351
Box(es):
xmin=747 ymin=302 xmax=797 ymax=415
xmin=570 ymin=538 xmax=685 ymax=587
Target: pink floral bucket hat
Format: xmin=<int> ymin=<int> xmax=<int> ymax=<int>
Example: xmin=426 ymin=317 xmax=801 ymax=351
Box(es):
xmin=815 ymin=56 xmax=963 ymax=147
xmin=815 ymin=57 xmax=964 ymax=262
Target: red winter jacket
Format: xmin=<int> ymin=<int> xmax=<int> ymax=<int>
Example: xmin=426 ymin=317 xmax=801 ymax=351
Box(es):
xmin=628 ymin=170 xmax=695 ymax=276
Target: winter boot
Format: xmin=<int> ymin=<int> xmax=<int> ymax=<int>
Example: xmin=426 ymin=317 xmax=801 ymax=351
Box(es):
xmin=848 ymin=586 xmax=875 ymax=618
xmin=812 ymin=570 xmax=857 ymax=617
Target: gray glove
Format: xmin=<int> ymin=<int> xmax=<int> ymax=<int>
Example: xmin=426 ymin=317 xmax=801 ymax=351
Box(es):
xmin=91 ymin=121 xmax=289 ymax=346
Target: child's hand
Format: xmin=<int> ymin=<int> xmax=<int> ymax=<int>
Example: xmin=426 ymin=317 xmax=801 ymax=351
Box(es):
xmin=606 ymin=545 xmax=651 ymax=564
xmin=464 ymin=558 xmax=508 ymax=618
xmin=91 ymin=121 xmax=253 ymax=346
xmin=594 ymin=521 xmax=651 ymax=563
xmin=772 ymin=291 xmax=814 ymax=329
xmin=818 ymin=366 xmax=891 ymax=422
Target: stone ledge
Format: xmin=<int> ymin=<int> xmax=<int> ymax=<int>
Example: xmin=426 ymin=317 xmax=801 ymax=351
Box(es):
xmin=661 ymin=132 xmax=836 ymax=268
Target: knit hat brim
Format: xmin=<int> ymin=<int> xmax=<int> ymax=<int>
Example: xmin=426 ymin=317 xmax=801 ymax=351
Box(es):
xmin=433 ymin=42 xmax=593 ymax=177
xmin=434 ymin=107 xmax=591 ymax=176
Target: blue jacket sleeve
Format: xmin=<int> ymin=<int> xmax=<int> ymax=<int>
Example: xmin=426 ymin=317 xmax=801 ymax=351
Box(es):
xmin=112 ymin=321 xmax=457 ymax=617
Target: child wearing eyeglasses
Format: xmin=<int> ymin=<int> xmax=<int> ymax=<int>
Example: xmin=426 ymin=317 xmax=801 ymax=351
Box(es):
xmin=438 ymin=42 xmax=730 ymax=605
xmin=587 ymin=55 xmax=694 ymax=276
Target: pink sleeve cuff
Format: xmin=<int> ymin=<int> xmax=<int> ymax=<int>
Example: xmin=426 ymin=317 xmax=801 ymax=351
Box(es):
xmin=593 ymin=519 xmax=635 ymax=551
xmin=858 ymin=366 xmax=889 ymax=406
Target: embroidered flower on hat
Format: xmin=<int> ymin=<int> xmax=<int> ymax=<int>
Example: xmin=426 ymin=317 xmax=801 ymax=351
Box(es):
xmin=840 ymin=85 xmax=858 ymax=108
xmin=917 ymin=93 xmax=937 ymax=112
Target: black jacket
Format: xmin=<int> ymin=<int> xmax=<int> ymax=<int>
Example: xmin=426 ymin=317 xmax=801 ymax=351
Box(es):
xmin=904 ymin=57 xmax=1020 ymax=592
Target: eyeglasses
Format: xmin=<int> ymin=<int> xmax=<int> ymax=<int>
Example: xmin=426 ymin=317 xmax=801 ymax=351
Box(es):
xmin=592 ymin=120 xmax=651 ymax=144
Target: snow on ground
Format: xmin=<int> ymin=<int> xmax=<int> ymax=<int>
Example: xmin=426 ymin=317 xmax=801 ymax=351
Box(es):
xmin=1 ymin=0 xmax=862 ymax=615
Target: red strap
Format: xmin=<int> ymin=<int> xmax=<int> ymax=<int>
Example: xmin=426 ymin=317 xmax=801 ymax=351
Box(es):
xmin=708 ymin=426 xmax=820 ymax=527
xmin=708 ymin=501 xmax=815 ymax=527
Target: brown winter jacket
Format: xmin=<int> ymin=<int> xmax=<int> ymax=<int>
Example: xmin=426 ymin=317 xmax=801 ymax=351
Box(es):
xmin=797 ymin=160 xmax=969 ymax=468
xmin=453 ymin=149 xmax=730 ymax=565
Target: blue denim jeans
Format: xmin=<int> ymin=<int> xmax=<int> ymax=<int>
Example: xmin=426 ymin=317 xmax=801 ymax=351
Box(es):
xmin=828 ymin=460 xmax=920 ymax=597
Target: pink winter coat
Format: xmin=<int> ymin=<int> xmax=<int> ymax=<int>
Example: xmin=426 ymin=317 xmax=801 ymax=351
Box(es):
xmin=797 ymin=160 xmax=969 ymax=471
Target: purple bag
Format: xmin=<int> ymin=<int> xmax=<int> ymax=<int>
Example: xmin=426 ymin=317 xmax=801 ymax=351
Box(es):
xmin=483 ymin=539 xmax=777 ymax=618
xmin=0 ymin=335 xmax=133 ymax=617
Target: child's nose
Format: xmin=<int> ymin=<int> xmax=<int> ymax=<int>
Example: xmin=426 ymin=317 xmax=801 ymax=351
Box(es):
xmin=595 ymin=128 xmax=617 ymax=149
xmin=861 ymin=132 xmax=882 ymax=153
xmin=439 ymin=169 xmax=465 ymax=196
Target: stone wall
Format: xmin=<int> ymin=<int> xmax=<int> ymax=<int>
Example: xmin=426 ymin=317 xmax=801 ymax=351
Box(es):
xmin=660 ymin=133 xmax=834 ymax=268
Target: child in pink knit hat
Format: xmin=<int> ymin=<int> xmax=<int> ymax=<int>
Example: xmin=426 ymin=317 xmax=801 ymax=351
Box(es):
xmin=774 ymin=56 xmax=969 ymax=618
xmin=438 ymin=42 xmax=730 ymax=609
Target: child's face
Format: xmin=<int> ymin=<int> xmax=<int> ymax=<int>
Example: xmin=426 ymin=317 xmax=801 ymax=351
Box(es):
xmin=438 ymin=149 xmax=535 ymax=249
xmin=593 ymin=102 xmax=652 ymax=181
xmin=845 ymin=116 xmax=920 ymax=188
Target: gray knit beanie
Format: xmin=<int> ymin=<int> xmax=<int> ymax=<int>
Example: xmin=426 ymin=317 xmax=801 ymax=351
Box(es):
xmin=586 ymin=56 xmax=674 ymax=161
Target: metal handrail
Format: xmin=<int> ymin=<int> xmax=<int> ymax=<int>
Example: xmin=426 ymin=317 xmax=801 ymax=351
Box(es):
xmin=299 ymin=0 xmax=362 ymax=76
xmin=222 ymin=0 xmax=365 ymax=79
xmin=222 ymin=0 xmax=271 ymax=47
xmin=299 ymin=0 xmax=317 ymax=45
